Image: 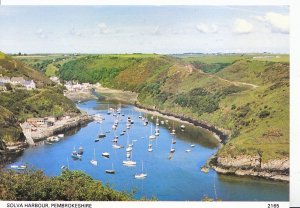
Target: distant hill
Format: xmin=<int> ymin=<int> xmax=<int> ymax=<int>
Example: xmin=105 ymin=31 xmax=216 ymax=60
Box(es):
xmin=0 ymin=51 xmax=53 ymax=87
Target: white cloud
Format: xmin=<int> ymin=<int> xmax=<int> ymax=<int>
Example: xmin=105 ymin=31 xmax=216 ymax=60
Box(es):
xmin=255 ymin=12 xmax=289 ymax=34
xmin=69 ymin=27 xmax=83 ymax=37
xmin=97 ymin=23 xmax=112 ymax=34
xmin=233 ymin=19 xmax=253 ymax=34
xmin=196 ymin=23 xmax=218 ymax=33
xmin=35 ymin=28 xmax=46 ymax=39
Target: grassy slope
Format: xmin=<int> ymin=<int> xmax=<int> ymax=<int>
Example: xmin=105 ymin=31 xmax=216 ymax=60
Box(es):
xmin=0 ymin=52 xmax=79 ymax=147
xmin=56 ymin=54 xmax=289 ymax=162
xmin=0 ymin=106 xmax=24 ymax=146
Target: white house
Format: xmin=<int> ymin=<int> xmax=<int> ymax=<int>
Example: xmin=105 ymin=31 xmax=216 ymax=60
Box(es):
xmin=23 ymin=80 xmax=36 ymax=90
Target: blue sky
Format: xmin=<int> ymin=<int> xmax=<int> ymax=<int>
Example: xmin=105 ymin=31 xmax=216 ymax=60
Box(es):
xmin=0 ymin=6 xmax=289 ymax=54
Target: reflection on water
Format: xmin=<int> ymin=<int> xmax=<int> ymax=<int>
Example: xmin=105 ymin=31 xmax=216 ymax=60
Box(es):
xmin=6 ymin=100 xmax=288 ymax=201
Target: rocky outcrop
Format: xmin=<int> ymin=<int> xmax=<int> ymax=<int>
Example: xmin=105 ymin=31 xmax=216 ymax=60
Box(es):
xmin=0 ymin=141 xmax=28 ymax=168
xmin=210 ymin=155 xmax=289 ymax=182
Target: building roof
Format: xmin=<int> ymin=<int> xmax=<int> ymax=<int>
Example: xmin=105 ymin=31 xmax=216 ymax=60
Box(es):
xmin=11 ymin=77 xmax=25 ymax=82
xmin=0 ymin=76 xmax=10 ymax=80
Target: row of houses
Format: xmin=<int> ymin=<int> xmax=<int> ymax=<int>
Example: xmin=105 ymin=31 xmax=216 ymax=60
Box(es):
xmin=26 ymin=115 xmax=71 ymax=128
xmin=0 ymin=76 xmax=36 ymax=91
xmin=64 ymin=81 xmax=99 ymax=92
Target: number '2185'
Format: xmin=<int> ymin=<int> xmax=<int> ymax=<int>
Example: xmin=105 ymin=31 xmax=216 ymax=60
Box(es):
xmin=268 ymin=204 xmax=279 ymax=208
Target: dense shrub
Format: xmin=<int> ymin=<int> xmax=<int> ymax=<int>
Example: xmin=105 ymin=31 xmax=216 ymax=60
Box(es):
xmin=258 ymin=110 xmax=270 ymax=118
xmin=0 ymin=169 xmax=132 ymax=201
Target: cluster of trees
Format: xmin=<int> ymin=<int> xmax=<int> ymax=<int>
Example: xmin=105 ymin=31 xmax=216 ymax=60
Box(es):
xmin=0 ymin=169 xmax=132 ymax=201
xmin=175 ymin=87 xmax=219 ymax=115
xmin=191 ymin=61 xmax=231 ymax=74
xmin=0 ymin=87 xmax=79 ymax=122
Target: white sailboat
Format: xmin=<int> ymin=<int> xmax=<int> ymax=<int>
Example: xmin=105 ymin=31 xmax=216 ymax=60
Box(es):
xmin=170 ymin=121 xmax=176 ymax=135
xmin=105 ymin=163 xmax=115 ymax=174
xmin=123 ymin=151 xmax=136 ymax=166
xmin=155 ymin=126 xmax=160 ymax=136
xmin=149 ymin=124 xmax=155 ymax=139
xmin=148 ymin=140 xmax=153 ymax=152
xmin=90 ymin=148 xmax=98 ymax=166
xmin=135 ymin=161 xmax=147 ymax=179
xmin=98 ymin=122 xmax=106 ymax=138
xmin=102 ymin=152 xmax=110 ymax=158
xmin=126 ymin=132 xmax=133 ymax=152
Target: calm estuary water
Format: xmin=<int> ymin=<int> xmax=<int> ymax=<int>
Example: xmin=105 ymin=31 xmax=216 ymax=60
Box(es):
xmin=7 ymin=100 xmax=289 ymax=201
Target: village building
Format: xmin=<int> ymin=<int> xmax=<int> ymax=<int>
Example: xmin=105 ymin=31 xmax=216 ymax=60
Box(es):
xmin=27 ymin=118 xmax=48 ymax=127
xmin=11 ymin=77 xmax=25 ymax=85
xmin=0 ymin=76 xmax=11 ymax=83
xmin=23 ymin=80 xmax=36 ymax=90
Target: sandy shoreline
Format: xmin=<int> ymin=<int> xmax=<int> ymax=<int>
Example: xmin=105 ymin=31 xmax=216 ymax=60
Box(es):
xmin=95 ymin=86 xmax=138 ymax=104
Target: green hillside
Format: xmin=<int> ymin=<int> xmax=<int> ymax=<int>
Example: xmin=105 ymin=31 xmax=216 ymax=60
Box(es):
xmin=57 ymin=54 xmax=289 ymax=162
xmin=0 ymin=52 xmax=79 ymax=149
xmin=0 ymin=53 xmax=53 ymax=87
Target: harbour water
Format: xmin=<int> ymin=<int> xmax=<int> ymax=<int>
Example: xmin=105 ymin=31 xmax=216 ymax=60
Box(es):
xmin=7 ymin=100 xmax=289 ymax=201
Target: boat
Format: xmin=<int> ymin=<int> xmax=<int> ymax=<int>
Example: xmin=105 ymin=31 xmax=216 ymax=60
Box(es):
xmin=126 ymin=123 xmax=131 ymax=129
xmin=148 ymin=144 xmax=153 ymax=152
xmin=170 ymin=121 xmax=176 ymax=135
xmin=61 ymin=158 xmax=70 ymax=171
xmin=105 ymin=163 xmax=115 ymax=174
xmin=172 ymin=139 xmax=176 ymax=144
xmin=181 ymin=124 xmax=186 ymax=129
xmin=170 ymin=148 xmax=175 ymax=153
xmin=155 ymin=126 xmax=160 ymax=136
xmin=58 ymin=134 xmax=64 ymax=138
xmin=120 ymin=132 xmax=125 ymax=136
xmin=45 ymin=141 xmax=52 ymax=145
xmin=90 ymin=148 xmax=98 ymax=166
xmin=52 ymin=136 xmax=60 ymax=142
xmin=185 ymin=149 xmax=191 ymax=153
xmin=191 ymin=144 xmax=195 ymax=148
xmin=111 ymin=138 xmax=118 ymax=142
xmin=98 ymin=122 xmax=106 ymax=138
xmin=78 ymin=145 xmax=84 ymax=155
xmin=123 ymin=151 xmax=136 ymax=166
xmin=17 ymin=165 xmax=27 ymax=170
xmin=71 ymin=153 xmax=82 ymax=160
xmin=134 ymin=161 xmax=147 ymax=179
xmin=112 ymin=124 xmax=117 ymax=130
xmin=161 ymin=120 xmax=164 ymax=125
xmin=71 ymin=147 xmax=82 ymax=160
xmin=123 ymin=160 xmax=136 ymax=166
xmin=149 ymin=124 xmax=156 ymax=139
xmin=126 ymin=133 xmax=133 ymax=152
xmin=102 ymin=152 xmax=110 ymax=158
xmin=112 ymin=144 xmax=123 ymax=149
xmin=126 ymin=146 xmax=133 ymax=152
xmin=126 ymin=152 xmax=131 ymax=158
xmin=94 ymin=138 xmax=100 ymax=142
xmin=10 ymin=165 xmax=19 ymax=169
xmin=170 ymin=140 xmax=175 ymax=153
